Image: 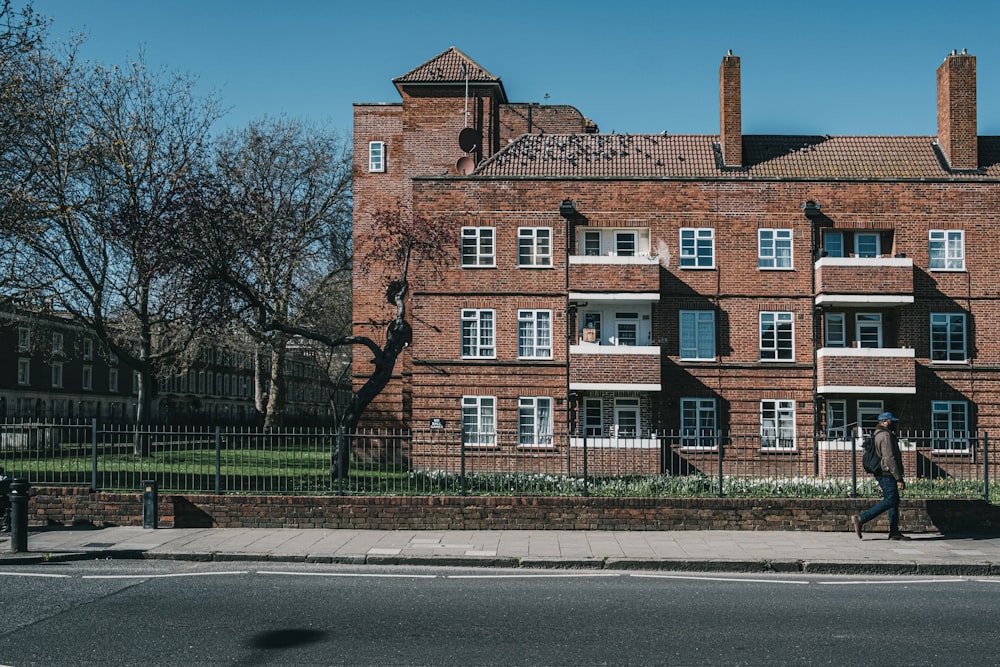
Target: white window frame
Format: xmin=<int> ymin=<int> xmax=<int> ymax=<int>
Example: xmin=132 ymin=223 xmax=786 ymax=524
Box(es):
xmin=583 ymin=230 xmax=602 ymax=256
xmin=52 ymin=332 xmax=64 ymax=355
xmin=82 ymin=337 xmax=94 ymax=361
xmin=759 ymin=311 xmax=794 ymax=361
xmin=931 ymin=401 xmax=970 ymax=452
xmin=518 ymin=397 xmax=553 ymax=447
xmin=461 ymin=309 xmax=496 ymax=359
xmin=82 ymin=365 xmax=93 ymax=391
xmin=679 ymin=310 xmax=715 ymax=360
xmin=615 ymin=231 xmax=637 ymax=257
xmin=760 ymin=399 xmax=795 ymax=450
xmin=822 ymin=231 xmax=844 ymax=258
xmin=18 ymin=327 xmax=30 ymax=352
xmin=613 ymin=398 xmax=640 ymax=439
xmin=856 ymin=313 xmax=883 ymax=349
xmin=857 ymin=400 xmax=884 ymax=434
xmin=854 ymin=232 xmax=881 ymax=258
xmin=825 ymin=400 xmax=848 ymax=439
xmin=928 ymin=230 xmax=965 ymax=271
xmin=614 ymin=312 xmax=639 ymax=347
xmin=582 ymin=398 xmax=603 ymax=437
xmin=109 ymin=368 xmax=119 ymax=393
xmin=930 ymin=313 xmax=967 ymax=363
xmin=51 ymin=361 xmax=63 ymax=388
xmin=368 ymin=141 xmax=386 ymax=173
xmin=517 ymin=310 xmax=552 ymax=359
xmin=461 ymin=227 xmax=496 ymax=267
xmin=758 ymin=229 xmax=793 ymax=269
xmin=518 ymin=227 xmax=552 ymax=267
xmin=680 ymin=228 xmax=715 ymax=268
xmin=824 ymin=313 xmax=846 ymax=347
xmin=462 ymin=396 xmax=496 ymax=447
xmin=680 ymin=398 xmax=717 ymax=449
xmin=17 ymin=358 xmax=30 ymax=386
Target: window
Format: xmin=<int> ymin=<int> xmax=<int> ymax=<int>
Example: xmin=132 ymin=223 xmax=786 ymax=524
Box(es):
xmin=461 ymin=309 xmax=495 ymax=358
xmin=759 ymin=312 xmax=794 ymax=361
xmin=462 ymin=396 xmax=496 ymax=447
xmin=614 ymin=313 xmax=638 ymax=346
xmin=518 ymin=397 xmax=553 ymax=446
xmin=857 ymin=400 xmax=884 ymax=434
xmin=615 ymin=231 xmax=637 ymax=257
xmin=856 ymin=313 xmax=882 ymax=348
xmin=109 ymin=368 xmax=119 ymax=393
xmin=518 ymin=227 xmax=552 ymax=267
xmin=854 ymin=233 xmax=880 ymax=258
xmin=825 ymin=400 xmax=848 ymax=439
xmin=51 ymin=362 xmax=63 ymax=388
xmin=82 ymin=337 xmax=94 ymax=360
xmin=582 ymin=398 xmax=603 ymax=437
xmin=680 ymin=228 xmax=714 ymax=268
xmin=825 ymin=313 xmax=846 ymax=347
xmin=461 ymin=227 xmax=495 ymax=267
xmin=18 ymin=327 xmax=30 ymax=352
xmin=930 ymin=313 xmax=966 ymax=362
xmin=929 ymin=230 xmax=964 ymax=270
xmin=931 ymin=401 xmax=969 ymax=452
xmin=679 ymin=310 xmax=715 ymax=360
xmin=760 ymin=399 xmax=795 ymax=450
xmin=582 ymin=312 xmax=602 ymax=343
xmin=17 ymin=358 xmax=30 ymax=386
xmin=52 ymin=332 xmax=64 ymax=355
xmin=82 ymin=365 xmax=93 ymax=391
xmin=614 ymin=398 xmax=640 ymax=438
xmin=368 ymin=141 xmax=385 ymax=172
xmin=583 ymin=230 xmax=601 ymax=256
xmin=680 ymin=398 xmax=717 ymax=448
xmin=518 ymin=310 xmax=552 ymax=359
xmin=758 ymin=229 xmax=793 ymax=269
xmin=822 ymin=231 xmax=844 ymax=258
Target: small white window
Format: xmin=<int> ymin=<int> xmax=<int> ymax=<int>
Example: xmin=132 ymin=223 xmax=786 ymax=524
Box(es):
xmin=518 ymin=310 xmax=552 ymax=359
xmin=461 ymin=309 xmax=495 ymax=358
xmin=461 ymin=227 xmax=495 ymax=267
xmin=462 ymin=396 xmax=496 ymax=447
xmin=109 ymin=368 xmax=119 ymax=393
xmin=928 ymin=230 xmax=965 ymax=270
xmin=82 ymin=337 xmax=94 ymax=360
xmin=679 ymin=310 xmax=715 ymax=360
xmin=18 ymin=327 xmax=30 ymax=352
xmin=518 ymin=227 xmax=552 ymax=267
xmin=760 ymin=312 xmax=794 ymax=361
xmin=51 ymin=362 xmax=63 ymax=388
xmin=615 ymin=231 xmax=637 ymax=257
xmin=368 ymin=141 xmax=386 ymax=173
xmin=52 ymin=332 xmax=64 ymax=355
xmin=17 ymin=358 xmax=30 ymax=386
xmin=822 ymin=231 xmax=844 ymax=258
xmin=825 ymin=313 xmax=846 ymax=347
xmin=930 ymin=313 xmax=966 ymax=362
xmin=518 ymin=397 xmax=554 ymax=446
xmin=82 ymin=365 xmax=93 ymax=391
xmin=758 ymin=229 xmax=793 ymax=269
xmin=854 ymin=233 xmax=880 ymax=258
xmin=680 ymin=228 xmax=714 ymax=268
xmin=760 ymin=399 xmax=795 ymax=450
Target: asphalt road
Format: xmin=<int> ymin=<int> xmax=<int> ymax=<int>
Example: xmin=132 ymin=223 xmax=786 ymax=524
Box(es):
xmin=0 ymin=561 xmax=997 ymax=666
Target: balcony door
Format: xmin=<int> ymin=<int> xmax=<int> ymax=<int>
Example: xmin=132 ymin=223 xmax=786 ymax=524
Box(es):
xmin=855 ymin=313 xmax=882 ymax=348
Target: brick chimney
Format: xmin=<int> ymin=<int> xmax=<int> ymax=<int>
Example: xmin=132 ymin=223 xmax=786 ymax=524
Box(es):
xmin=719 ymin=52 xmax=742 ymax=168
xmin=937 ymin=50 xmax=977 ymax=171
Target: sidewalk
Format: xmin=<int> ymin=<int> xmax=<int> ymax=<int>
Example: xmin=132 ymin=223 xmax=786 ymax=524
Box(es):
xmin=2 ymin=526 xmax=999 ymax=575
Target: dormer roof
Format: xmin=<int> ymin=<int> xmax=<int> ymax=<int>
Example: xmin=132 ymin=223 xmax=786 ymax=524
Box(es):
xmin=393 ymin=46 xmax=507 ymax=101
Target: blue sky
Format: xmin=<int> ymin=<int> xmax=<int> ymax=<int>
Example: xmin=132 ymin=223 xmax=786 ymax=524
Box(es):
xmin=29 ymin=0 xmax=1000 ymax=137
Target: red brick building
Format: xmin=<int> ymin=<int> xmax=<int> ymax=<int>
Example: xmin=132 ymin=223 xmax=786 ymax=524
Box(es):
xmin=353 ymin=47 xmax=999 ymax=474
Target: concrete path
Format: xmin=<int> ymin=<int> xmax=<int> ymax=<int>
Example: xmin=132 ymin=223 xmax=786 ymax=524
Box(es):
xmin=2 ymin=526 xmax=999 ymax=575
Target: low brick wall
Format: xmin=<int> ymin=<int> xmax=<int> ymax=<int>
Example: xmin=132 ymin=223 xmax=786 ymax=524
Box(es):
xmin=27 ymin=487 xmax=999 ymax=534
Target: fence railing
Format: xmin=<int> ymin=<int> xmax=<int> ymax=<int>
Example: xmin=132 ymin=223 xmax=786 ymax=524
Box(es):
xmin=0 ymin=420 xmax=992 ymax=502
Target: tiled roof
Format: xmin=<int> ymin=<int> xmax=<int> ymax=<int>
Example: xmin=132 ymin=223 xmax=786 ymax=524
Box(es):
xmin=394 ymin=46 xmax=502 ymax=86
xmin=474 ymin=133 xmax=1000 ymax=180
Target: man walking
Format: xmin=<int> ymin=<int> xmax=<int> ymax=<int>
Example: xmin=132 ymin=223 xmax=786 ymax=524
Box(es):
xmin=851 ymin=412 xmax=910 ymax=540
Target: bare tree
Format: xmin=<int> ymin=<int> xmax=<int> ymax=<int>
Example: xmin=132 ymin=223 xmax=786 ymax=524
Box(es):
xmin=2 ymin=45 xmax=221 ymax=447
xmin=186 ymin=117 xmax=353 ymax=428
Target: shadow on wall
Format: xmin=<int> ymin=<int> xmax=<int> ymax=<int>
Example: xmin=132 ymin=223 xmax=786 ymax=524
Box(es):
xmin=924 ymin=499 xmax=1000 ymax=535
xmin=171 ymin=496 xmax=214 ymax=528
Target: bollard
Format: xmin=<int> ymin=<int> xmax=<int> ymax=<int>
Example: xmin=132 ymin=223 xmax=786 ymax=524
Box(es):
xmin=9 ymin=478 xmax=30 ymax=553
xmin=142 ymin=480 xmax=158 ymax=529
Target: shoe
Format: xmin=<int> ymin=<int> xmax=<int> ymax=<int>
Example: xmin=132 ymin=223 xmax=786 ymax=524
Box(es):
xmin=850 ymin=514 xmax=863 ymax=539
xmin=888 ymin=533 xmax=911 ymax=541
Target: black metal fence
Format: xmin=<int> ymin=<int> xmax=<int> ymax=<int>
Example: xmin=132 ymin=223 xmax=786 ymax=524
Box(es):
xmin=0 ymin=420 xmax=992 ymax=501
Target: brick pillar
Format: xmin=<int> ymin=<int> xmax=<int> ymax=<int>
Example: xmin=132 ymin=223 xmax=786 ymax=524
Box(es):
xmin=937 ymin=50 xmax=977 ymax=171
xmin=719 ymin=52 xmax=742 ymax=168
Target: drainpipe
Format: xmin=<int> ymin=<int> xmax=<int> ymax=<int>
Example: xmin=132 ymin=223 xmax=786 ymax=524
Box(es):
xmin=803 ymin=200 xmax=822 ymax=475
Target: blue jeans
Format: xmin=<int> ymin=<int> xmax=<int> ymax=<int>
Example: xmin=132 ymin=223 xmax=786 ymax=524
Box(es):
xmin=860 ymin=475 xmax=900 ymax=534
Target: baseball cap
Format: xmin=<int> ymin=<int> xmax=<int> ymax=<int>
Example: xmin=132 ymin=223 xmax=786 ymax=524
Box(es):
xmin=877 ymin=411 xmax=900 ymax=422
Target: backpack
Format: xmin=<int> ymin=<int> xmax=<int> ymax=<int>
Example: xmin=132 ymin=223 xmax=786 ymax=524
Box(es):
xmin=861 ymin=432 xmax=882 ymax=476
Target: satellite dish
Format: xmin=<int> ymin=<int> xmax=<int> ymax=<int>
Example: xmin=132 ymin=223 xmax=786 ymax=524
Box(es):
xmin=456 ymin=156 xmax=475 ymax=175
xmin=459 ymin=127 xmax=481 ymax=153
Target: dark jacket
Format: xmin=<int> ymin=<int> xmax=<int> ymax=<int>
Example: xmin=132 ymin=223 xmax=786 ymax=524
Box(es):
xmin=873 ymin=425 xmax=904 ymax=482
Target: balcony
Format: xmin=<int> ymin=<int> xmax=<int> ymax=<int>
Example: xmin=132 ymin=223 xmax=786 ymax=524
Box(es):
xmin=814 ymin=257 xmax=913 ymax=307
xmin=816 ymin=347 xmax=916 ymax=394
xmin=569 ymin=255 xmax=660 ymax=292
xmin=569 ymin=344 xmax=661 ymax=391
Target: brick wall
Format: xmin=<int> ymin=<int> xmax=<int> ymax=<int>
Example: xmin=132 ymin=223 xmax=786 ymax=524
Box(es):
xmin=27 ymin=487 xmax=998 ymax=534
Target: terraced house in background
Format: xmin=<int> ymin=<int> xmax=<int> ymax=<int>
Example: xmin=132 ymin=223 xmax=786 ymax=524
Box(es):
xmin=353 ymin=46 xmax=1000 ymax=477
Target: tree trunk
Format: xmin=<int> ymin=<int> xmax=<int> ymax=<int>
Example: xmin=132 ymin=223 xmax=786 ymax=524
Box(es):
xmin=264 ymin=343 xmax=287 ymax=430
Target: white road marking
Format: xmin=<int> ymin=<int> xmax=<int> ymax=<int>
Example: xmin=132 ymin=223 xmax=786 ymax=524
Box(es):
xmin=0 ymin=571 xmax=71 ymax=578
xmin=257 ymin=571 xmax=437 ymax=579
xmin=630 ymin=573 xmax=809 ymax=585
xmin=82 ymin=570 xmax=249 ymax=580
